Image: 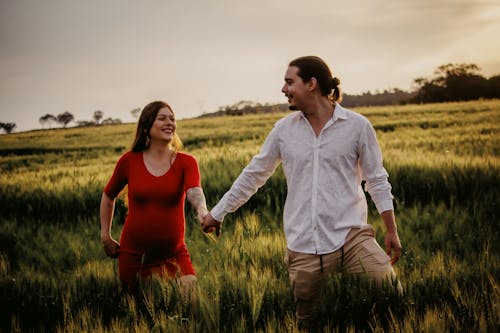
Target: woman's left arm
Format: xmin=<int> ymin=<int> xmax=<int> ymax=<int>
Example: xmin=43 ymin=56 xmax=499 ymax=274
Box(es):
xmin=186 ymin=187 xmax=209 ymax=224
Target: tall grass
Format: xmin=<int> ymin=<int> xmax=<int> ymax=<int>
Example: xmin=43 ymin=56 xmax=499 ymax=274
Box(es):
xmin=0 ymin=100 xmax=499 ymax=332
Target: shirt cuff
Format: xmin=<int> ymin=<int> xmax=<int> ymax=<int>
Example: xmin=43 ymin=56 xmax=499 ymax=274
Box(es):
xmin=375 ymin=199 xmax=394 ymax=214
xmin=210 ymin=203 xmax=227 ymax=223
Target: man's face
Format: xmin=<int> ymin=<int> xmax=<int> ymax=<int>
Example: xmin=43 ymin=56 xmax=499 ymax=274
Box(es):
xmin=281 ymin=66 xmax=308 ymax=111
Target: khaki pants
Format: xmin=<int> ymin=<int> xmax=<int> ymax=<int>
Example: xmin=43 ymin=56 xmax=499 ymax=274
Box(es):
xmin=285 ymin=225 xmax=402 ymax=325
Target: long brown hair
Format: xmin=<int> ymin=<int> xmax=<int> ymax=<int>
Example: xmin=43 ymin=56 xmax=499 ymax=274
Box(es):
xmin=130 ymin=101 xmax=183 ymax=152
xmin=289 ymin=56 xmax=342 ymax=103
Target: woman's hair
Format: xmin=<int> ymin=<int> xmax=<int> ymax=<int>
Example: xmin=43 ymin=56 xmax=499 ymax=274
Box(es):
xmin=289 ymin=56 xmax=342 ymax=102
xmin=130 ymin=100 xmax=183 ymax=152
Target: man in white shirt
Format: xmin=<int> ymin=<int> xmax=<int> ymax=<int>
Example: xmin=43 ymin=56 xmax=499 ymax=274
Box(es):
xmin=202 ymin=56 xmax=402 ymax=329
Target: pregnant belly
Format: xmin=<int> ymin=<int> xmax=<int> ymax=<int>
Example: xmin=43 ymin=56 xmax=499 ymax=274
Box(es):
xmin=120 ymin=217 xmax=184 ymax=255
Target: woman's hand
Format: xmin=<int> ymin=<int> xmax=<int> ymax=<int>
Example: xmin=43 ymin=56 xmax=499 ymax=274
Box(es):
xmin=102 ymin=237 xmax=120 ymax=258
xmin=202 ymin=213 xmax=222 ymax=237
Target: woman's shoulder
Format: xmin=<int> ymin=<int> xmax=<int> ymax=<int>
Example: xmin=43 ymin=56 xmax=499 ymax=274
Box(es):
xmin=175 ymin=151 xmax=198 ymax=164
xmin=114 ymin=150 xmax=142 ymax=166
xmin=118 ymin=150 xmax=141 ymax=160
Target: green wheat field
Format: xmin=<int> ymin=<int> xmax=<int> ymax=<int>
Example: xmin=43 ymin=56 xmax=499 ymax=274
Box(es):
xmin=0 ymin=100 xmax=499 ymax=332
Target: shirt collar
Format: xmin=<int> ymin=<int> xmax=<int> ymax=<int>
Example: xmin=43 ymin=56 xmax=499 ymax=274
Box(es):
xmin=324 ymin=103 xmax=348 ymax=129
xmin=298 ymin=102 xmax=348 ymax=121
xmin=333 ymin=102 xmax=348 ymax=121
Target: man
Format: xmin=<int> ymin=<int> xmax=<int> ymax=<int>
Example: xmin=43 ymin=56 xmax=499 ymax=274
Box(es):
xmin=202 ymin=56 xmax=402 ymax=329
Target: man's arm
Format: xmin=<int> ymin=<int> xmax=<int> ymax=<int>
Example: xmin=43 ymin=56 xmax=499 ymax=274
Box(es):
xmin=380 ymin=210 xmax=401 ymax=265
xmin=209 ymin=127 xmax=282 ymax=224
xmin=358 ymin=121 xmax=401 ymax=264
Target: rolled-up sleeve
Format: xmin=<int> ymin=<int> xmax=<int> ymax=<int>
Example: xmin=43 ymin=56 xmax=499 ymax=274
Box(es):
xmin=211 ymin=127 xmax=281 ymax=222
xmin=359 ymin=122 xmax=394 ymax=213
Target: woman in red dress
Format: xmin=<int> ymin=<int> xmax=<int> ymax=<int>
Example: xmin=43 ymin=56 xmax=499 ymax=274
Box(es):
xmin=99 ymin=100 xmax=208 ymax=291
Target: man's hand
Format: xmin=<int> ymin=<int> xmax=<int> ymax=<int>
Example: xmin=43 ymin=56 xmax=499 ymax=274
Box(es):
xmin=202 ymin=213 xmax=222 ymax=237
xmin=384 ymin=230 xmax=402 ymax=265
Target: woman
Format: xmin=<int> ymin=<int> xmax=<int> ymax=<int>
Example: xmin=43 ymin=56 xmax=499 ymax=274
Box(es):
xmin=100 ymin=100 xmax=208 ymax=290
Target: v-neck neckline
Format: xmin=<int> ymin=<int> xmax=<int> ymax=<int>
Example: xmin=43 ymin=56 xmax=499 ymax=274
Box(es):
xmin=141 ymin=151 xmax=177 ymax=177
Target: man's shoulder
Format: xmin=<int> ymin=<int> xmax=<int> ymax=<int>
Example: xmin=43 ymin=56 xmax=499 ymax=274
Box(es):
xmin=274 ymin=111 xmax=302 ymax=128
xmin=337 ymin=104 xmax=371 ymax=125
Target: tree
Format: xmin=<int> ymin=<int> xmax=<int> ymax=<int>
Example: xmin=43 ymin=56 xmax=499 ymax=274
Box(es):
xmin=130 ymin=107 xmax=141 ymax=119
xmin=76 ymin=120 xmax=95 ymax=127
xmin=39 ymin=114 xmax=57 ymax=128
xmin=412 ymin=77 xmax=446 ymax=103
xmin=486 ymin=75 xmax=500 ymax=99
xmin=0 ymin=122 xmax=17 ymax=134
xmin=102 ymin=117 xmax=122 ymax=125
xmin=93 ymin=110 xmax=104 ymax=124
xmin=434 ymin=64 xmax=485 ymax=101
xmin=57 ymin=111 xmax=74 ymax=128
xmin=412 ymin=63 xmax=490 ymax=103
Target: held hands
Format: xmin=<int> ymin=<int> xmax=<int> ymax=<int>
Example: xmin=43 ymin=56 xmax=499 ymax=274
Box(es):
xmin=196 ymin=208 xmax=209 ymax=226
xmin=201 ymin=213 xmax=222 ymax=237
xmin=384 ymin=230 xmax=402 ymax=265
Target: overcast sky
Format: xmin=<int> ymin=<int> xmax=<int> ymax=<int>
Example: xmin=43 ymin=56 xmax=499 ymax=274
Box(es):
xmin=1 ymin=0 xmax=500 ymax=132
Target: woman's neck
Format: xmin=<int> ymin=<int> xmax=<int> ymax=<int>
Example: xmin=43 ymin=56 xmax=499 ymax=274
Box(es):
xmin=145 ymin=141 xmax=172 ymax=158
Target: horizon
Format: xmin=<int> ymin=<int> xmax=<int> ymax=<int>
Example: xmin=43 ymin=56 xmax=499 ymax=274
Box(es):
xmin=1 ymin=0 xmax=500 ymax=132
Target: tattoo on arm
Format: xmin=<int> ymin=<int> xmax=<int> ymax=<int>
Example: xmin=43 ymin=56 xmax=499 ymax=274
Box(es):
xmin=186 ymin=187 xmax=208 ymax=215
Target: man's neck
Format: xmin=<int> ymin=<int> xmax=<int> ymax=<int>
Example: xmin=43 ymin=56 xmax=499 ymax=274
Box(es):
xmin=302 ymin=98 xmax=334 ymax=136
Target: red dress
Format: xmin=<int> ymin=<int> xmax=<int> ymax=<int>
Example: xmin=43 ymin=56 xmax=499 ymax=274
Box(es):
xmin=104 ymin=151 xmax=200 ymax=287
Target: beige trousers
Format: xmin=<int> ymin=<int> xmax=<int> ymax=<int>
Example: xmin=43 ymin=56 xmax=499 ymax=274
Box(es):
xmin=285 ymin=225 xmax=402 ymax=324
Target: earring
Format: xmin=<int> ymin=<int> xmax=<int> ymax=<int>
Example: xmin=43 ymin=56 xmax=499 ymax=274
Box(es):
xmin=145 ymin=135 xmax=150 ymax=147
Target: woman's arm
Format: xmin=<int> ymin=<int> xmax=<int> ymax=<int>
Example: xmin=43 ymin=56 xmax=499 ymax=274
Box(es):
xmin=186 ymin=186 xmax=209 ymax=224
xmin=100 ymin=192 xmax=120 ymax=258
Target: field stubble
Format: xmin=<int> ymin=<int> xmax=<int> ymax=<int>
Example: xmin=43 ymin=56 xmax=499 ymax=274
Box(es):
xmin=0 ymin=100 xmax=499 ymax=332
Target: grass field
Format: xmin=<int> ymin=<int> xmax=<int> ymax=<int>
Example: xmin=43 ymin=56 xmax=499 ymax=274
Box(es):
xmin=0 ymin=100 xmax=499 ymax=332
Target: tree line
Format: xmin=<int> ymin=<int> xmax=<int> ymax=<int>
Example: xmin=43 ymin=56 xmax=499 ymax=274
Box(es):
xmin=0 ymin=110 xmax=127 ymax=134
xmin=410 ymin=63 xmax=499 ymax=103
xmin=201 ymin=62 xmax=500 ymax=116
xmin=37 ymin=110 xmax=123 ymax=130
xmin=198 ymin=100 xmax=289 ymax=118
xmin=343 ymin=63 xmax=499 ymax=107
xmin=1 ymin=63 xmax=499 ymax=133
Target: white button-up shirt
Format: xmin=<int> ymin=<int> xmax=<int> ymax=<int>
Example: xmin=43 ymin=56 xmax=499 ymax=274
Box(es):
xmin=211 ymin=103 xmax=394 ymax=254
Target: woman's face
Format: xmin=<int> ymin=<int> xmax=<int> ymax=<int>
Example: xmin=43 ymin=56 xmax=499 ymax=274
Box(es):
xmin=149 ymin=107 xmax=176 ymax=143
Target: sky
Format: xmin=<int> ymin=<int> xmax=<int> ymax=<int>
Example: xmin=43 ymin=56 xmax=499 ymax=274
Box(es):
xmin=1 ymin=0 xmax=500 ymax=132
